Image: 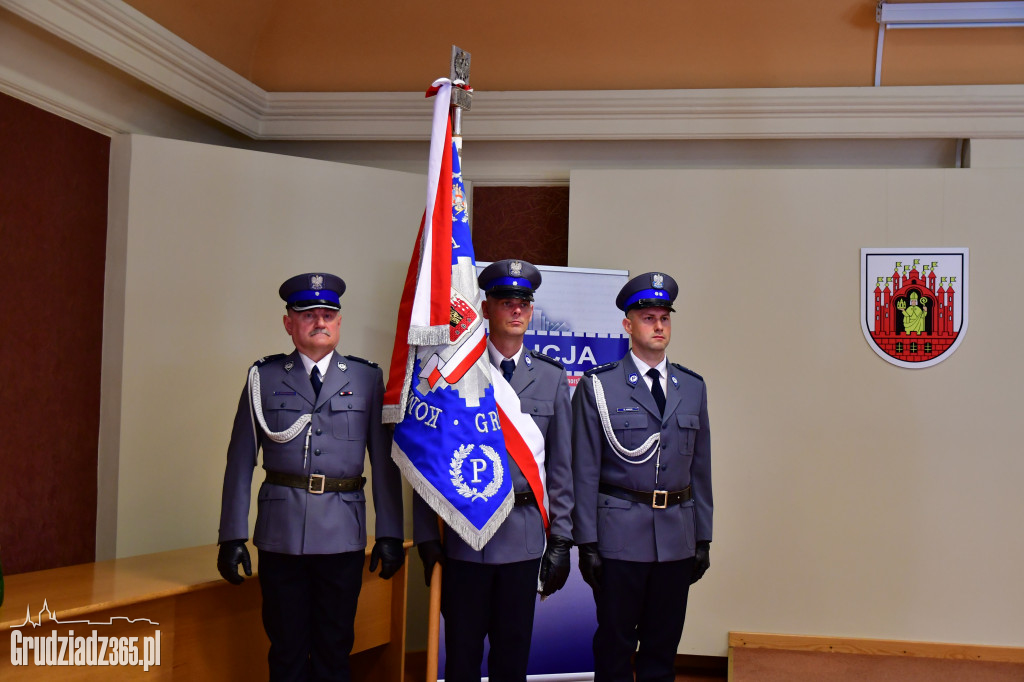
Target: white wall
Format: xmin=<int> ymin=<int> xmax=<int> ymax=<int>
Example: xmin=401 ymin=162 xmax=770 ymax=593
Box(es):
xmin=569 ymin=167 xmax=1024 ymax=655
xmin=109 ymin=135 xmax=423 ymax=558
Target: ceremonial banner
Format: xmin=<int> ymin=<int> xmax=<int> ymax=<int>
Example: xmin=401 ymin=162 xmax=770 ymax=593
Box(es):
xmin=861 ymin=248 xmax=969 ymax=369
xmin=384 ymin=78 xmax=513 ymax=550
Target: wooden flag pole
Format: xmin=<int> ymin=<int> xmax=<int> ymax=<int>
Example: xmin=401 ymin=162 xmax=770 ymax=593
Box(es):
xmin=425 ymin=560 xmax=443 ymax=682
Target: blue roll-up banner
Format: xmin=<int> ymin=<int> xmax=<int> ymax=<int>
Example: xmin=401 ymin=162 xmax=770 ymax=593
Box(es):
xmin=437 ymin=264 xmax=629 ymax=681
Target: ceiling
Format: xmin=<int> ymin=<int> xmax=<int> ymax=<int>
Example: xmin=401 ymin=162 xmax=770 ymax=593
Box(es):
xmin=120 ymin=0 xmax=1024 ymax=92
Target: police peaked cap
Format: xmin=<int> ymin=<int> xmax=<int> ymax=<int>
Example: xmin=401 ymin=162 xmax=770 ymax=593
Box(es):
xmin=478 ymin=259 xmax=542 ymax=301
xmin=616 ymin=271 xmax=678 ymax=312
xmin=279 ymin=272 xmax=346 ymax=311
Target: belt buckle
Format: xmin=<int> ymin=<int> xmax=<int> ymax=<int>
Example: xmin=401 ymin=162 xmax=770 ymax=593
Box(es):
xmin=652 ymin=489 xmax=668 ymax=509
xmin=308 ymin=473 xmax=326 ymax=494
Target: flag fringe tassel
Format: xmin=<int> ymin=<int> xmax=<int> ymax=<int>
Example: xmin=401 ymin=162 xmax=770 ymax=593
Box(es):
xmin=408 ymin=325 xmax=451 ymax=346
xmin=392 ymin=441 xmax=514 ymax=552
xmin=383 ymin=347 xmax=417 ymax=425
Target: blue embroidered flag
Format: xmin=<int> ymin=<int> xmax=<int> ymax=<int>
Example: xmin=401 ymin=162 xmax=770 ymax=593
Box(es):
xmin=383 ymin=79 xmax=512 ymax=549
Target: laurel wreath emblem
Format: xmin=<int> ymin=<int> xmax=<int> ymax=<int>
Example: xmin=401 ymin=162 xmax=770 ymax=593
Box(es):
xmin=450 ymin=444 xmax=504 ymax=500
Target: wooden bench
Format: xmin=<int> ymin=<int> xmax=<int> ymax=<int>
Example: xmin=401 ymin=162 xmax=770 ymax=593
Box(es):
xmin=0 ymin=541 xmax=409 ymax=680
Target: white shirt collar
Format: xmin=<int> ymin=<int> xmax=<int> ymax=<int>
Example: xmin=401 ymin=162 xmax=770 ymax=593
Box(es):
xmin=630 ymin=351 xmax=667 ymax=379
xmin=487 ymin=338 xmax=525 ymax=369
xmin=297 ymin=349 xmax=335 ymax=379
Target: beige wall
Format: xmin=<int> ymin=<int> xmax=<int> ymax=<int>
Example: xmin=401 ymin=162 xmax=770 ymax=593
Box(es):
xmin=104 ymin=137 xmax=1024 ymax=657
xmin=109 ymin=135 xmax=423 ymax=558
xmin=569 ymin=167 xmax=1024 ymax=655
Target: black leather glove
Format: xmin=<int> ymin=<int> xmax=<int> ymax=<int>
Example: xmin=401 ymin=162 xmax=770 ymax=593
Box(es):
xmin=417 ymin=539 xmax=445 ymax=587
xmin=217 ymin=539 xmax=251 ymax=585
xmin=578 ymin=542 xmax=602 ymax=594
xmin=539 ymin=535 xmax=573 ymax=597
xmin=691 ymin=541 xmax=711 ymax=584
xmin=369 ymin=537 xmax=405 ymax=580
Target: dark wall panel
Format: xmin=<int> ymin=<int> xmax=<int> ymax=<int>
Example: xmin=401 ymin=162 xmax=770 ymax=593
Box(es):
xmin=472 ymin=186 xmax=569 ymax=267
xmin=0 ymin=93 xmax=109 ymax=574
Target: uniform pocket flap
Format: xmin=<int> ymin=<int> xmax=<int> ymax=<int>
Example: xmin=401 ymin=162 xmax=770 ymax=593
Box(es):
xmin=597 ymin=493 xmax=632 ymax=509
xmin=268 ymin=396 xmax=305 ymax=412
xmin=610 ymin=412 xmax=649 ymax=430
xmin=330 ymin=395 xmax=368 ymax=412
xmin=519 ymin=398 xmax=554 ymax=416
xmin=677 ymin=413 xmax=700 ymax=430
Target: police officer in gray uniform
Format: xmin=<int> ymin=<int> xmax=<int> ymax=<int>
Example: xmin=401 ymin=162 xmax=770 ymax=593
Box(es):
xmin=572 ymin=272 xmax=712 ymax=682
xmin=415 ymin=259 xmax=574 ymax=682
xmin=216 ymin=273 xmax=405 ymax=682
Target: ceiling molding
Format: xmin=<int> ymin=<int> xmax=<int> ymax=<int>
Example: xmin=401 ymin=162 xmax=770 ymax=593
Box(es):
xmin=2 ymin=0 xmax=265 ymax=134
xmin=0 ymin=63 xmax=120 ymax=136
xmin=5 ymin=0 xmax=1024 ymax=141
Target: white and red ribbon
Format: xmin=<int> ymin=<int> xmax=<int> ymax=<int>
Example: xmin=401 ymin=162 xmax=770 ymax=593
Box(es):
xmin=490 ymin=364 xmax=549 ymax=529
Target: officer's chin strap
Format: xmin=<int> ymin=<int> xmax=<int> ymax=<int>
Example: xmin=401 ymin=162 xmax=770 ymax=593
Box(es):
xmin=591 ymin=375 xmax=660 ymax=466
xmin=248 ymin=365 xmax=314 ymax=467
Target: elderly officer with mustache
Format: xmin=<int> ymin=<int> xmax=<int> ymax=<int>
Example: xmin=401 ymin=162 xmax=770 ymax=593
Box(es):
xmin=572 ymin=272 xmax=713 ymax=682
xmin=216 ymin=272 xmax=404 ymax=682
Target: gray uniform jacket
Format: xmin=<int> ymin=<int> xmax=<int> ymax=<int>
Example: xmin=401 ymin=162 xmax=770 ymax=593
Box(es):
xmin=218 ymin=349 xmax=403 ymax=555
xmin=572 ymin=353 xmax=712 ymax=562
xmin=414 ymin=348 xmax=573 ymax=564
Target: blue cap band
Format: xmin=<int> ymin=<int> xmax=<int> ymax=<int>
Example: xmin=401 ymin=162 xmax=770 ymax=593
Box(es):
xmin=287 ymin=289 xmax=341 ymax=306
xmin=623 ymin=288 xmax=671 ymax=309
xmin=485 ymin=276 xmax=533 ymax=291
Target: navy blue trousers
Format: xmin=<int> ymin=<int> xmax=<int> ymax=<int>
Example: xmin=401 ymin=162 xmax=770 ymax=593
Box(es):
xmin=441 ymin=557 xmax=542 ymax=682
xmin=593 ymin=557 xmax=695 ymax=682
xmin=258 ymin=549 xmax=364 ymax=682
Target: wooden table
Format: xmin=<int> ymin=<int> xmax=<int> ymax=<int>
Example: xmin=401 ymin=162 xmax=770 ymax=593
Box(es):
xmin=0 ymin=541 xmax=410 ymax=680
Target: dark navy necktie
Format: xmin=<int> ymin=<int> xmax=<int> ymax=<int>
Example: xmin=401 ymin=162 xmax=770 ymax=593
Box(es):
xmin=310 ymin=366 xmax=323 ymax=398
xmin=647 ymin=368 xmax=666 ymax=415
xmin=500 ymin=359 xmax=516 ymax=383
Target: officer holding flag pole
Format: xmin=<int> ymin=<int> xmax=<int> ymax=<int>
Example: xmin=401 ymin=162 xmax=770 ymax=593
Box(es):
xmin=415 ymin=259 xmax=574 ymax=682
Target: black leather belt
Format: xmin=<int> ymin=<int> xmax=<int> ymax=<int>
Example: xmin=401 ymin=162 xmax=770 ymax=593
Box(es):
xmin=514 ymin=490 xmax=537 ymax=506
xmin=599 ymin=482 xmax=691 ymax=509
xmin=266 ymin=472 xmax=365 ymax=495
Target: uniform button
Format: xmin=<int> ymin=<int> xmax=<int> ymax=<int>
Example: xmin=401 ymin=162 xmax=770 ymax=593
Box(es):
xmin=348 ymin=403 xmax=353 ymax=409
xmin=316 ymin=408 xmax=322 ymax=413
xmin=280 ymin=402 xmax=286 ymax=407
xmin=625 ymin=421 xmax=630 ymax=427
xmin=533 ymin=407 xmax=538 ymax=413
xmin=314 ymin=449 xmax=321 ymax=456
xmin=316 ymin=428 xmax=322 ymax=435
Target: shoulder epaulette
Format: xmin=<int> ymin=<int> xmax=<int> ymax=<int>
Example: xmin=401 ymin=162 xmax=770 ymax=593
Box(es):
xmin=344 ymin=354 xmax=379 ymax=368
xmin=252 ymin=353 xmax=286 ymax=368
xmin=529 ymin=349 xmax=564 ymax=369
xmin=671 ymin=362 xmax=704 ymax=382
xmin=584 ymin=361 xmax=619 ymax=377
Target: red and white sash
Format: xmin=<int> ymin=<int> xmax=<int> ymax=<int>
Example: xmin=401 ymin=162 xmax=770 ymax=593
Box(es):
xmin=489 ymin=364 xmax=549 ymax=529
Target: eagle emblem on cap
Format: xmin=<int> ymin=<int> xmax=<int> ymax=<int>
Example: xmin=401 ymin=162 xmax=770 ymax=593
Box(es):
xmin=652 ymin=273 xmax=664 ymax=289
xmin=509 ymin=261 xmax=523 ymax=276
xmin=310 ymin=274 xmax=324 ymax=290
